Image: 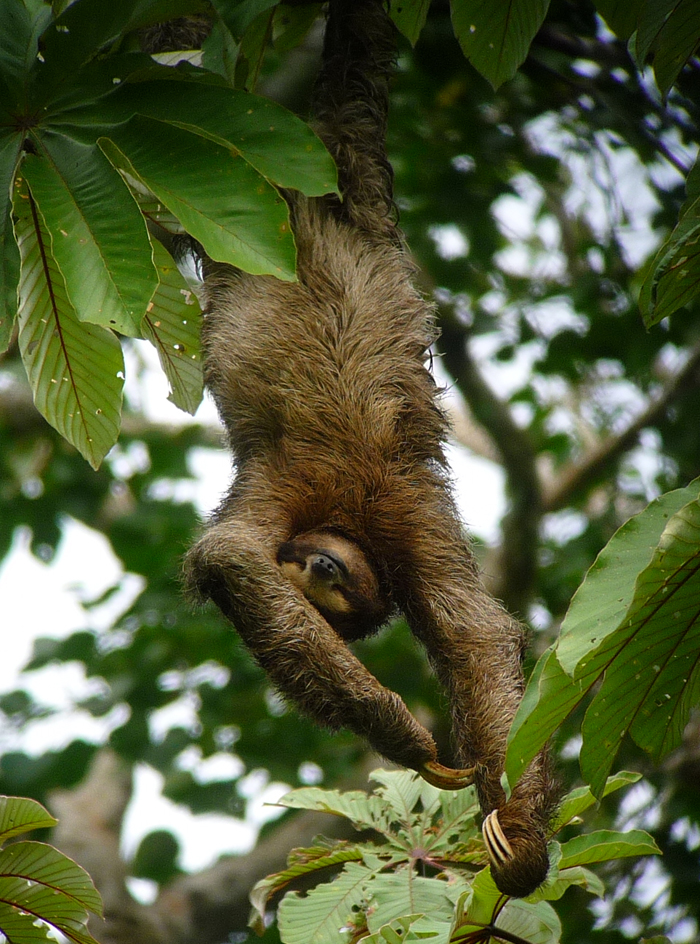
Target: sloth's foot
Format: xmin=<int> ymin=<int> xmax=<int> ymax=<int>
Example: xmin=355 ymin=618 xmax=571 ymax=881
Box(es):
xmin=482 ymin=809 xmax=514 ymax=865
xmin=419 ymin=760 xmax=475 ymax=790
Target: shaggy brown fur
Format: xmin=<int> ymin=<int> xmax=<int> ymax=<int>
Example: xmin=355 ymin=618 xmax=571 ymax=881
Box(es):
xmin=185 ymin=0 xmax=556 ymax=898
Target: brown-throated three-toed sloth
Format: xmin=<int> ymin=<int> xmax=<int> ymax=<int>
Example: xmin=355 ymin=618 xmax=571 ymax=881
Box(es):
xmin=185 ymin=0 xmax=556 ymax=898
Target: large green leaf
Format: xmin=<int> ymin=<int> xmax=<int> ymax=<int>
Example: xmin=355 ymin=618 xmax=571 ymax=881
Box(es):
xmin=580 ymin=493 xmax=700 ymax=793
xmin=13 ymin=178 xmax=123 ymax=469
xmin=0 ymin=0 xmax=52 ymax=94
xmin=209 ymin=0 xmax=278 ymax=40
xmin=630 ymin=0 xmax=700 ymax=94
xmin=249 ymin=842 xmax=368 ymax=935
xmin=505 ymin=646 xmax=598 ymax=790
xmin=100 ymin=118 xmax=296 ymax=279
xmin=0 ymin=797 xmax=56 ymax=844
xmin=107 ymin=80 xmax=338 ymax=196
xmin=389 ymin=0 xmax=431 ymax=46
xmin=557 ymin=829 xmax=660 ymax=868
xmin=142 ymin=241 xmax=203 ymax=414
xmin=0 ymin=842 xmax=102 ymax=915
xmin=366 ymin=871 xmax=455 ymax=932
xmin=507 ymin=481 xmax=700 ymax=793
xmin=277 ymin=861 xmax=377 ymax=944
xmin=0 ymin=876 xmax=97 ymax=944
xmin=22 ymin=139 xmax=156 ymax=337
xmin=592 ymin=0 xmax=642 ymax=40
xmin=551 ymin=772 xmax=641 ymax=831
xmin=450 ymin=0 xmax=551 ymax=88
xmin=0 ymin=131 xmax=21 ymax=350
xmin=558 ymin=480 xmax=700 ymax=673
xmin=276 ymin=785 xmax=391 ymax=833
xmin=639 ymin=162 xmax=700 ymax=325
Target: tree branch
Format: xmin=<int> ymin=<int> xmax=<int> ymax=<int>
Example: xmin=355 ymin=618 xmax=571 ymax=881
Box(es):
xmin=542 ymin=342 xmax=700 ymax=513
xmin=437 ymin=308 xmax=542 ymax=615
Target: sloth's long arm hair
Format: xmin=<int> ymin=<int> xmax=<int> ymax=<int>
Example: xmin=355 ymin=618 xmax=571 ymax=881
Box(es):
xmin=185 ymin=0 xmax=557 ymax=898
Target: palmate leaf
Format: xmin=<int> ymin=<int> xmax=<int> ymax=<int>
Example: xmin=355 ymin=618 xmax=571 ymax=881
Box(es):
xmin=365 ymin=870 xmax=455 ymax=933
xmin=551 ymin=771 xmax=641 ymax=832
xmin=249 ymin=841 xmax=368 ymax=933
xmin=142 ymin=240 xmax=203 ymax=414
xmin=276 ymin=785 xmax=391 ymax=833
xmin=13 ymin=177 xmax=123 ymax=469
xmin=0 ymin=797 xmax=56 ymax=844
xmin=100 ymin=118 xmax=296 ymax=280
xmin=359 ymin=913 xmax=452 ymax=944
xmin=450 ymin=0 xmax=551 ymax=88
xmin=277 ymin=860 xmax=378 ymax=944
xmin=22 ymin=139 xmax=156 ymax=337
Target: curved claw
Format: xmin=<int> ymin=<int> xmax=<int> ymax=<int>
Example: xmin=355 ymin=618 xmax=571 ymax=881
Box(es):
xmin=419 ymin=760 xmax=475 ymax=790
xmin=482 ymin=809 xmax=514 ymax=866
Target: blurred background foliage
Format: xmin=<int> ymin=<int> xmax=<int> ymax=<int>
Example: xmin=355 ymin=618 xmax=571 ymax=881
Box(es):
xmin=1 ymin=1 xmax=700 ymax=942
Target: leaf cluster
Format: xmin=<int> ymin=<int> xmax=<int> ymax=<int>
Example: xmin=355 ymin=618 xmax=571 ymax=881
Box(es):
xmin=250 ymin=768 xmax=659 ymax=944
xmin=0 ymin=795 xmax=102 ymax=944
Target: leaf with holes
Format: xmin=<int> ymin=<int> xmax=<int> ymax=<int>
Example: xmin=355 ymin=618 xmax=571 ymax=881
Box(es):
xmin=13 ymin=177 xmax=123 ymax=469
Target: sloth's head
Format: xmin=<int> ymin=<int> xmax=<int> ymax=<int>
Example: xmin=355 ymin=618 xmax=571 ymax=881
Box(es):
xmin=277 ymin=531 xmax=389 ymax=639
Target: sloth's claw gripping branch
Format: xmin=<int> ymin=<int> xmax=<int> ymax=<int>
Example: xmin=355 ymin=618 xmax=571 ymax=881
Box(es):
xmin=419 ymin=760 xmax=476 ymax=790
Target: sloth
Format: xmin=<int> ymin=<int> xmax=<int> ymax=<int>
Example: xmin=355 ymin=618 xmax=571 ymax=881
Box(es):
xmin=185 ymin=0 xmax=556 ymax=898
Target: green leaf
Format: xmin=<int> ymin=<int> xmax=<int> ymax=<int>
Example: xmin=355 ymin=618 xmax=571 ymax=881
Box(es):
xmin=100 ymin=118 xmax=297 ymax=280
xmin=530 ymin=865 xmax=605 ymax=902
xmin=0 ymin=0 xmax=52 ymax=93
xmin=249 ymin=841 xmax=368 ymax=934
xmin=276 ymin=785 xmax=390 ymax=833
xmin=22 ymin=137 xmax=157 ymax=337
xmin=557 ymin=481 xmax=700 ymax=674
xmin=630 ymin=0 xmax=700 ymax=93
xmin=580 ymin=493 xmax=700 ymax=793
xmin=277 ymin=861 xmax=377 ymax=944
xmin=273 ymin=5 xmax=324 ymax=55
xmin=505 ymin=646 xmax=595 ymax=790
xmin=210 ymin=0 xmax=278 ymax=40
xmin=369 ymin=769 xmax=424 ymax=820
xmin=450 ymin=0 xmax=551 ymax=88
xmin=389 ymin=0 xmax=431 ymax=46
xmin=142 ymin=241 xmax=203 ymax=414
xmin=0 ymin=131 xmax=21 ymax=350
xmin=552 ymin=771 xmax=642 ymax=831
xmin=367 ymin=871 xmax=455 ymax=932
xmin=236 ymin=8 xmax=275 ymax=91
xmin=592 ymin=0 xmax=640 ymax=40
xmin=639 ymin=185 xmax=700 ymax=325
xmin=0 ymin=841 xmax=102 ymax=916
xmin=495 ymin=898 xmax=562 ymax=944
xmin=109 ymin=80 xmax=338 ymax=195
xmin=13 ymin=177 xmax=123 ymax=469
xmin=0 ymin=876 xmax=98 ymax=944
xmin=0 ymin=797 xmax=57 ymax=843
xmin=360 ymin=914 xmax=452 ymax=944
xmin=557 ymin=829 xmax=660 ymax=868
